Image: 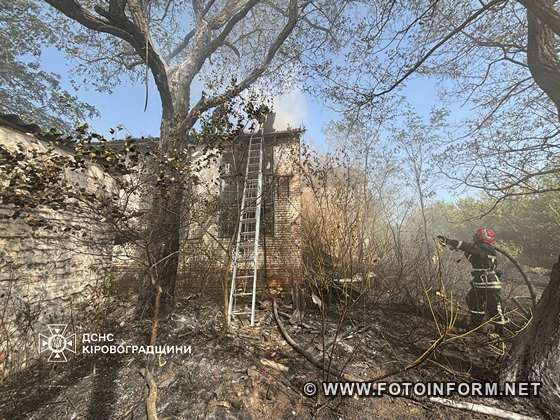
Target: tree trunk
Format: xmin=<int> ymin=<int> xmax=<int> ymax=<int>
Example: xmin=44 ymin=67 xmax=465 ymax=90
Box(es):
xmin=526 ymin=1 xmax=560 ymax=117
xmin=501 ymin=261 xmax=560 ymax=417
xmin=290 ymin=281 xmax=307 ymax=324
xmin=137 ymin=115 xmax=185 ymax=319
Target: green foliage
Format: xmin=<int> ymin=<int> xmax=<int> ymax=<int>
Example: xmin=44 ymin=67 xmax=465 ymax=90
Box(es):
xmin=0 ymin=93 xmax=272 ymax=224
xmin=0 ymin=0 xmax=97 ymax=130
xmin=431 ymin=193 xmax=560 ymax=268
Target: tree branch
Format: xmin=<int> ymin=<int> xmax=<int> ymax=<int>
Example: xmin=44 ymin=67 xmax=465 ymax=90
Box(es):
xmin=206 ymin=0 xmax=255 ymax=30
xmin=357 ymin=0 xmax=505 ymax=106
xmin=166 ymin=0 xmax=218 ymax=62
xmin=44 ymin=0 xmax=174 ymax=117
xmin=182 ymin=0 xmax=301 ymax=129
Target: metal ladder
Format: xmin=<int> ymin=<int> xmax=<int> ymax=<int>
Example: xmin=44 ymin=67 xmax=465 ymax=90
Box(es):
xmin=228 ymin=130 xmax=264 ymax=326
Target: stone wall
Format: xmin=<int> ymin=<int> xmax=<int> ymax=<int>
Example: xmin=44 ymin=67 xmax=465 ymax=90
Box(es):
xmin=0 ymin=122 xmax=115 ymax=377
xmin=0 ymin=120 xmax=304 ymax=373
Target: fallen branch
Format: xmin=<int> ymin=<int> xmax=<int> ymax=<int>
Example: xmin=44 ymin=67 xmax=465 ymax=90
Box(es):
xmin=430 ymin=397 xmax=538 ymax=420
xmin=272 ymin=300 xmax=539 ymax=420
xmin=140 ymin=368 xmax=158 ymax=420
xmin=273 ymin=299 xmax=357 ymax=381
xmin=272 ymin=299 xmax=444 ymax=382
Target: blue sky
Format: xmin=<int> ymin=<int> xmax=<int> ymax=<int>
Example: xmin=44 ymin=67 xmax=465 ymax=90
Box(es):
xmin=40 ymin=44 xmax=478 ymax=201
xmin=40 ymin=46 xmax=445 ymax=151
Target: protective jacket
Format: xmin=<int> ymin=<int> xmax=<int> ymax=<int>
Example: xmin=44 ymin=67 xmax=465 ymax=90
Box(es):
xmin=454 ymin=241 xmax=501 ymax=290
xmin=443 ymin=238 xmax=507 ymax=330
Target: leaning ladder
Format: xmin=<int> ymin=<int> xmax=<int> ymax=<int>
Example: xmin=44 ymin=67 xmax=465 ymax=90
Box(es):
xmin=228 ymin=130 xmax=264 ymax=326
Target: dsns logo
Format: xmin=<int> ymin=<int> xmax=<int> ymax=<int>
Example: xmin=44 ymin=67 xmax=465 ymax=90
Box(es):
xmin=38 ymin=324 xmax=77 ymax=362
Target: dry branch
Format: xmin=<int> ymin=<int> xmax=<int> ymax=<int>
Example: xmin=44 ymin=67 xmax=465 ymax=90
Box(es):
xmin=272 ymin=299 xmax=444 ymax=382
xmin=272 ymin=300 xmax=538 ymax=419
xmin=430 ymin=397 xmax=538 ymax=420
xmin=140 ymin=368 xmax=159 ymax=420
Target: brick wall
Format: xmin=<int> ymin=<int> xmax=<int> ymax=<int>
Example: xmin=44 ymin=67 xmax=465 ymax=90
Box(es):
xmin=0 ymin=124 xmax=115 ymax=377
xmin=180 ymin=130 xmax=303 ymax=292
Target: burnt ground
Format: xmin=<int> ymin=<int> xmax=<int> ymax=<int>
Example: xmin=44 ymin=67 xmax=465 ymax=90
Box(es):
xmin=0 ymin=293 xmax=545 ymax=420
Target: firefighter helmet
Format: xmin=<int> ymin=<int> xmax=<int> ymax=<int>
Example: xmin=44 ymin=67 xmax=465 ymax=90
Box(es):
xmin=474 ymin=227 xmax=496 ymax=245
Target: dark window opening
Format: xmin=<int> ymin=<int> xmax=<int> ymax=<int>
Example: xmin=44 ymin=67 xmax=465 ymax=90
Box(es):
xmin=276 ymin=175 xmax=290 ymax=198
xmin=219 ymin=138 xmax=274 ymax=238
xmin=261 ymin=175 xmax=275 ymax=236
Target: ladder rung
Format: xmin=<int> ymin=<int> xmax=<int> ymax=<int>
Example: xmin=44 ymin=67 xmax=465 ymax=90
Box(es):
xmin=229 ymin=134 xmax=264 ymax=325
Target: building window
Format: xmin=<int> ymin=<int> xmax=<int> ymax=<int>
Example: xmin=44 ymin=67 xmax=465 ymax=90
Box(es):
xmin=219 ymin=138 xmax=275 ymax=238
xmin=261 ymin=175 xmax=274 ymax=236
xmin=218 ymin=176 xmax=241 ymax=238
xmin=277 ymin=175 xmax=290 ymax=197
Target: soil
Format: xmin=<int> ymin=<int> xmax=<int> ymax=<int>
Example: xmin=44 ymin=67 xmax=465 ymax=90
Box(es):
xmin=0 ymin=293 xmax=545 ymax=420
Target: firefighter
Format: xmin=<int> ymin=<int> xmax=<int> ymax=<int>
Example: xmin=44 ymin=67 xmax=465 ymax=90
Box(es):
xmin=437 ymin=228 xmax=508 ymax=334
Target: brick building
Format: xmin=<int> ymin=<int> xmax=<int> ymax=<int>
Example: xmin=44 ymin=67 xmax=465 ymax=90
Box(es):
xmin=0 ymin=112 xmax=304 ymax=374
xmin=180 ymin=116 xmax=303 ymax=291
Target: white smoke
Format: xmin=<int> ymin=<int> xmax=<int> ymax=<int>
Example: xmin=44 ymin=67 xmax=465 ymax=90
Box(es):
xmin=272 ymin=89 xmax=307 ymax=130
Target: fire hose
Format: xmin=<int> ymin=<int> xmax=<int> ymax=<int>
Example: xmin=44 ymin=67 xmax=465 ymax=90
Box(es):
xmin=494 ymin=246 xmax=537 ymax=309
xmin=436 ymin=238 xmax=537 ymax=312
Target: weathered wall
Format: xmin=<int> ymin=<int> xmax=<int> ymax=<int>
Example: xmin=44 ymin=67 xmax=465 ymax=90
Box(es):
xmin=180 ymin=130 xmax=303 ymax=292
xmin=262 ymin=132 xmax=302 ymax=286
xmin=0 ymin=123 xmax=115 ymax=376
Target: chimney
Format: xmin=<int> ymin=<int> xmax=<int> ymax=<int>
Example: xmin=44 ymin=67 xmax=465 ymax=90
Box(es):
xmin=263 ymin=112 xmax=275 ymax=133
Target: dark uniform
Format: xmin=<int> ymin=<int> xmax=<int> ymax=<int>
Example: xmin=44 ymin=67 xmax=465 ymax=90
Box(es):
xmin=438 ymin=236 xmax=508 ymax=333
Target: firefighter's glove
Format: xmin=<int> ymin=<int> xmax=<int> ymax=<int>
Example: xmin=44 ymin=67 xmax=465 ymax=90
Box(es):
xmin=437 ymin=235 xmax=449 ymax=247
xmin=437 ymin=236 xmax=459 ymax=250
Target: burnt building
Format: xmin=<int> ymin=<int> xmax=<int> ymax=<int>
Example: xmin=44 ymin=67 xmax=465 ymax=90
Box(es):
xmin=180 ymin=115 xmax=303 ymax=292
